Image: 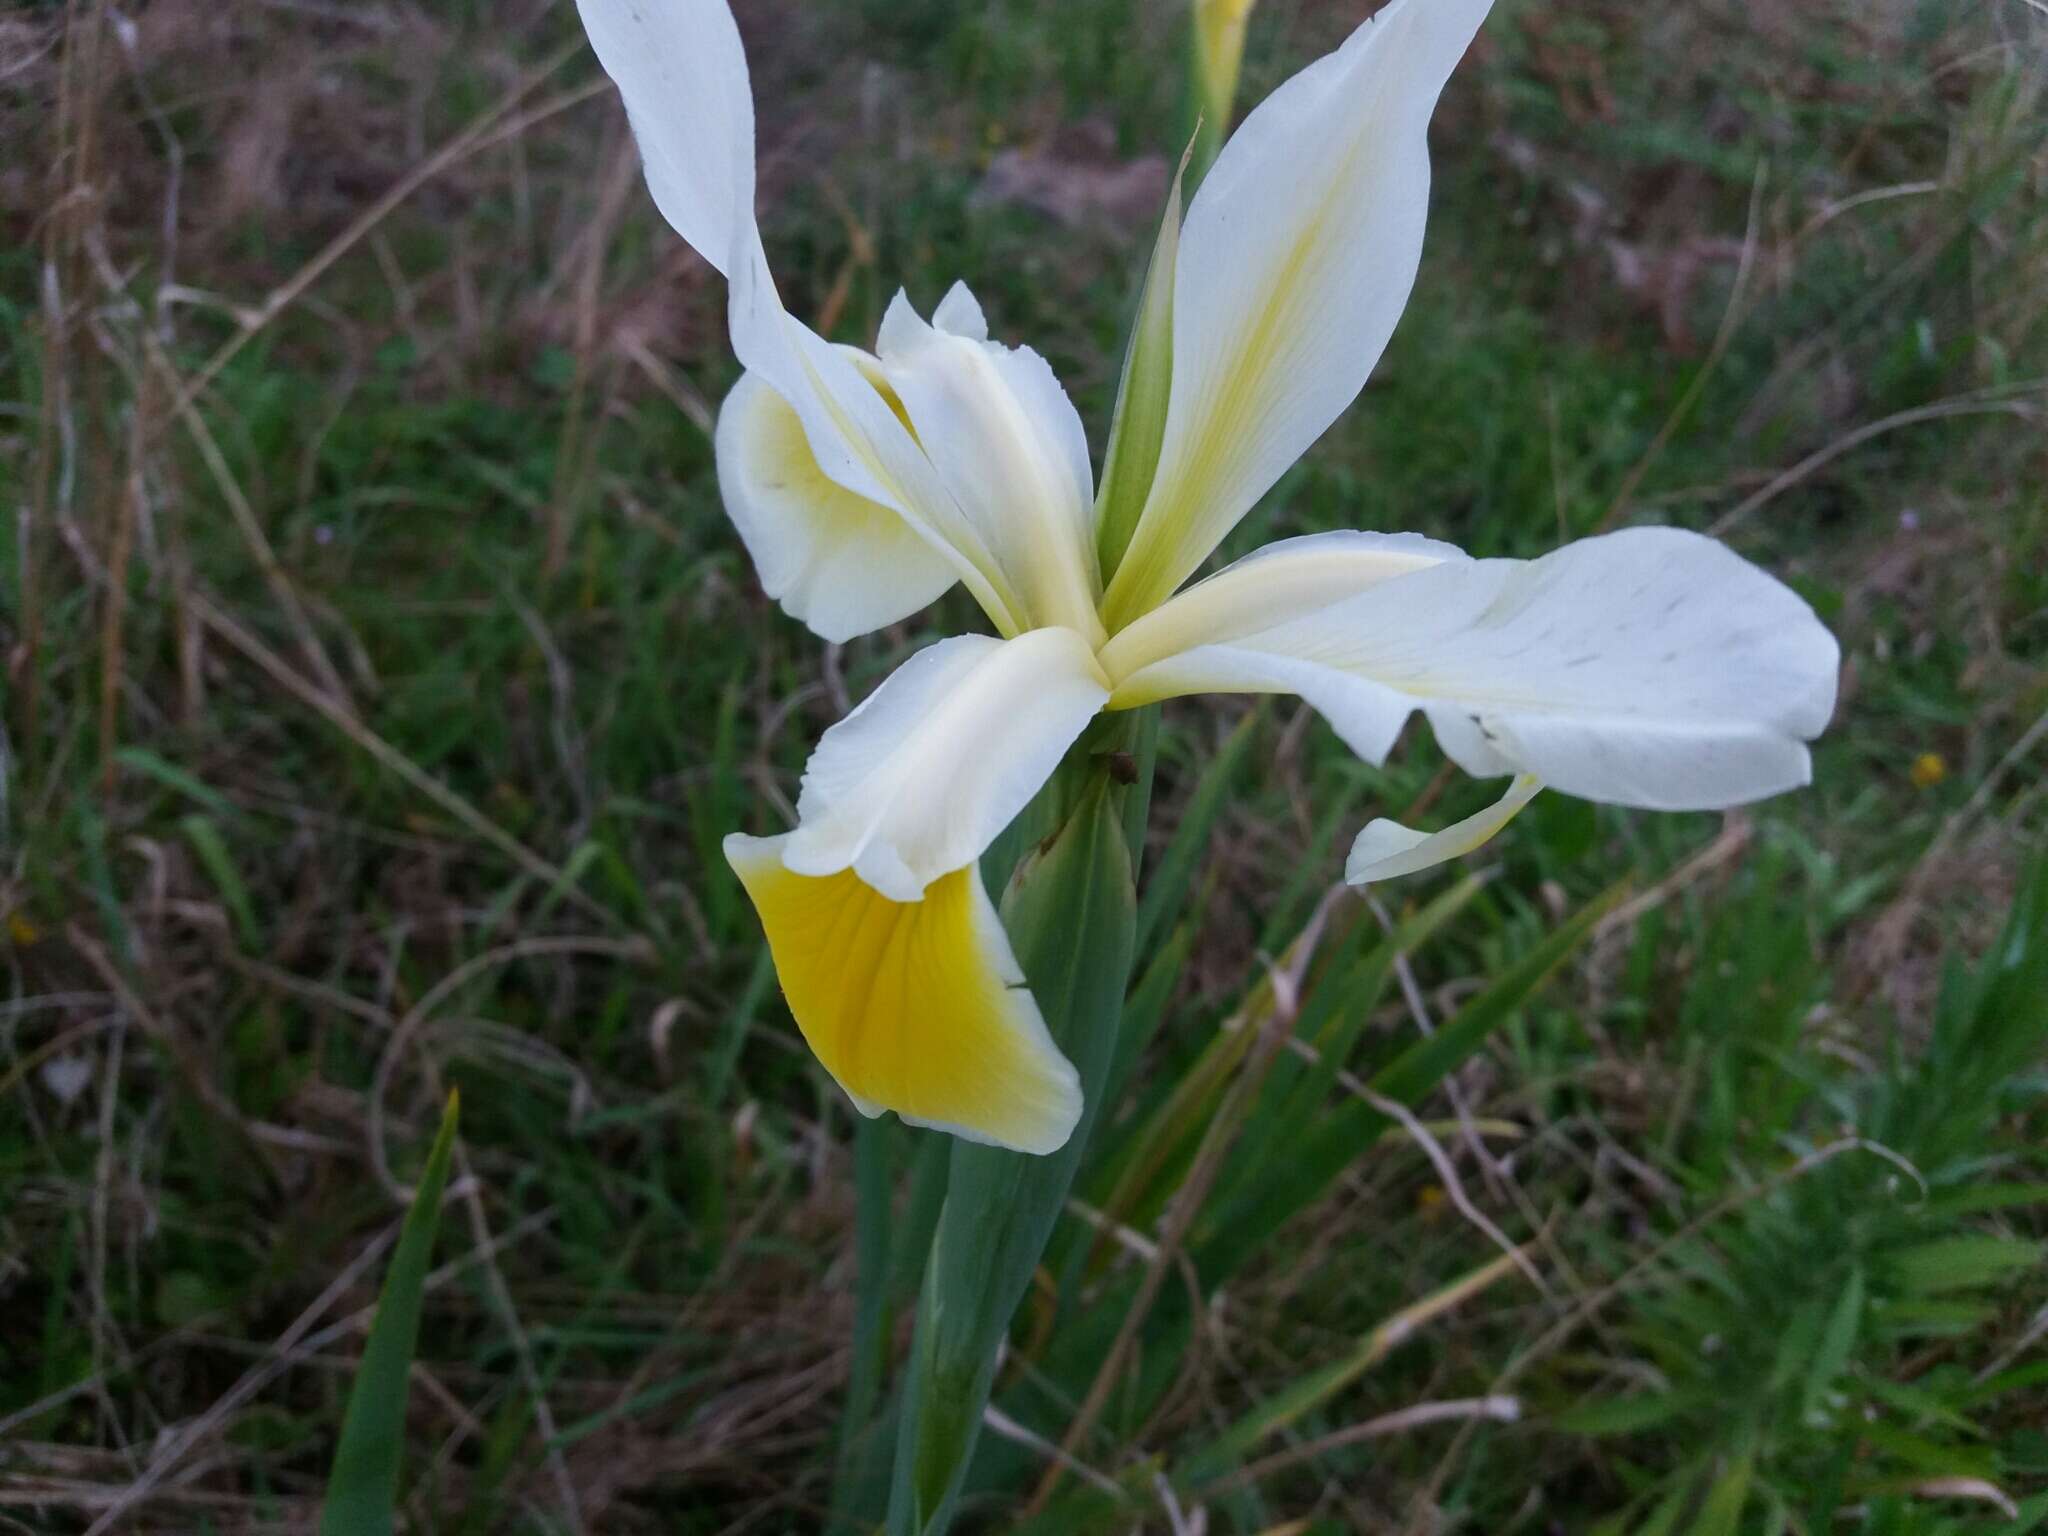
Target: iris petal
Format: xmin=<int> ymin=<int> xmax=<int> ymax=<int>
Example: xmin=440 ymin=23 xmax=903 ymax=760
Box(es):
xmin=726 ymin=836 xmax=1082 ymax=1154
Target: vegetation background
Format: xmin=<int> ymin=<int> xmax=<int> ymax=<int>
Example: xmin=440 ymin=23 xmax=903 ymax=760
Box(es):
xmin=3 ymin=0 xmax=2046 ymax=1530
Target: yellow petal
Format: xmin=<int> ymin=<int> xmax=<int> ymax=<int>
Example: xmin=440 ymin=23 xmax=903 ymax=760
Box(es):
xmin=725 ymin=833 xmax=1082 ymax=1155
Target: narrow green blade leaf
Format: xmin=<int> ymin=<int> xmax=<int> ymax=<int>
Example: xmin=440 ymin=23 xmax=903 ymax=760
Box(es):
xmin=1370 ymin=879 xmax=1627 ymax=1108
xmin=178 ymin=813 xmax=260 ymax=950
xmin=1134 ymin=707 xmax=1258 ymax=958
xmin=321 ymin=1090 xmax=461 ymax=1536
xmin=1688 ymin=1456 xmax=1754 ymax=1536
xmin=1095 ymin=156 xmax=1185 ymax=583
xmin=1551 ymin=1393 xmax=1686 ymax=1437
xmin=1192 ymin=880 xmax=1624 ymax=1282
xmin=1179 ymin=1248 xmax=1526 ymax=1482
xmin=1887 ymin=1235 xmax=2042 ymax=1294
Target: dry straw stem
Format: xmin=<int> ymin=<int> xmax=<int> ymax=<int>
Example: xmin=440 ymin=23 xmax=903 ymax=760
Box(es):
xmin=164 ymin=33 xmax=597 ymax=423
xmin=189 ymin=591 xmax=610 ymax=922
xmin=1597 ymin=161 xmax=1769 ymax=534
xmin=1709 ymin=381 xmax=2046 ymax=537
xmin=1408 ymin=1137 xmax=1928 ymax=1521
xmin=365 ymin=933 xmax=656 ymax=1204
xmin=544 ymin=122 xmax=644 ymax=578
xmin=1854 ymin=699 xmax=2048 ymax=993
xmin=1203 ymin=1395 xmax=1522 ymax=1496
xmin=19 ymin=1206 xmax=558 ymax=1530
xmin=75 ymin=1222 xmax=403 ymax=1536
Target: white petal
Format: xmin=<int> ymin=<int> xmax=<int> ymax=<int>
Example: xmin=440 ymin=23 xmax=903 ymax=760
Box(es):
xmin=1100 ymin=0 xmax=1495 ymax=628
xmin=877 ymin=289 xmax=1103 ymax=640
xmin=1346 ymin=774 xmax=1542 ymax=884
xmin=579 ymin=0 xmax=1032 ymax=635
xmin=725 ymin=242 xmax=1032 ymax=635
xmin=715 ymin=369 xmax=960 ymax=641
xmin=573 ymin=0 xmax=755 ymax=278
xmin=784 ymin=628 xmax=1111 ymax=900
xmin=1101 ymin=531 xmax=1467 ymax=761
xmin=1108 ymin=526 xmax=1840 ymax=812
xmin=932 ymin=280 xmax=990 ymax=340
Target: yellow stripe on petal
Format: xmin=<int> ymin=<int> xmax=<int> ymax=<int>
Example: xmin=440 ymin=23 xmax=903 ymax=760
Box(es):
xmin=725 ymin=833 xmax=1082 ymax=1155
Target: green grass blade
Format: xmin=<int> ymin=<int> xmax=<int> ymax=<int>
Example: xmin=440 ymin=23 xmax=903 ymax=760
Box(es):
xmin=178 ymin=814 xmax=260 ymax=951
xmin=320 ymin=1091 xmax=461 ymax=1536
xmin=1134 ymin=708 xmax=1259 ymax=958
xmin=1178 ymin=1248 xmax=1527 ymax=1484
xmin=1192 ymin=880 xmax=1625 ymax=1283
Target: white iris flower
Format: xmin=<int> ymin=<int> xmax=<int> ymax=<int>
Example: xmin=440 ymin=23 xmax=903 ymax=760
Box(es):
xmin=575 ymin=0 xmax=1840 ymax=1155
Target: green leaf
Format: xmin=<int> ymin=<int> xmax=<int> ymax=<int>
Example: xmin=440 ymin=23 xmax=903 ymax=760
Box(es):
xmin=320 ymin=1090 xmax=461 ymax=1536
xmin=115 ymin=746 xmax=236 ymax=818
xmin=834 ymin=1128 xmax=950 ymax=1529
xmin=1687 ymin=1456 xmax=1753 ymax=1536
xmin=886 ymin=766 xmax=1141 ymax=1536
xmin=1370 ymin=878 xmax=1627 ymax=1107
xmin=178 ymin=814 xmax=260 ymax=951
xmin=1552 ymin=1393 xmax=1686 ymax=1437
xmin=1094 ymin=154 xmax=1185 ymax=583
xmin=1888 ymin=1236 xmax=2042 ymax=1294
xmin=1178 ymin=1249 xmax=1527 ymax=1482
xmin=1802 ymin=1266 xmax=1864 ymax=1422
xmin=1133 ymin=706 xmax=1259 ymax=958
xmin=1192 ymin=880 xmax=1624 ymax=1281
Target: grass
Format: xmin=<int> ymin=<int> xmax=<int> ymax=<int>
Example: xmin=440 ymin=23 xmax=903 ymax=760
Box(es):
xmin=3 ymin=0 xmax=2046 ymax=1530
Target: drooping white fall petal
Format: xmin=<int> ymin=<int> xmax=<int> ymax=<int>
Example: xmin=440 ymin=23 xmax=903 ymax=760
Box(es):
xmin=780 ymin=627 xmax=1112 ymax=902
xmin=1105 ymin=526 xmax=1840 ymax=814
xmin=1101 ymin=0 xmax=1496 ymax=628
xmin=723 ymin=624 xmax=1111 ymax=1155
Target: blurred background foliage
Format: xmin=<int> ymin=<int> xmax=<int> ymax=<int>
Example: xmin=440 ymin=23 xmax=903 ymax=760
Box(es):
xmin=2 ymin=0 xmax=2045 ymax=1530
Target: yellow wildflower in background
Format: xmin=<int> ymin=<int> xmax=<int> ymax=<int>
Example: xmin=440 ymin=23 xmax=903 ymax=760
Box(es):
xmin=1911 ymin=751 xmax=1948 ymax=789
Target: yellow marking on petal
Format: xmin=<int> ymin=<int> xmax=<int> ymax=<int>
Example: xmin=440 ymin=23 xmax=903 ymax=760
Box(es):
xmin=1101 ymin=176 xmax=1333 ymax=632
xmin=725 ymin=834 xmax=1081 ymax=1155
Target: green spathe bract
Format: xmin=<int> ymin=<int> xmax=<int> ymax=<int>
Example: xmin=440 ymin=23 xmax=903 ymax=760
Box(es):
xmin=887 ymin=749 xmax=1142 ymax=1535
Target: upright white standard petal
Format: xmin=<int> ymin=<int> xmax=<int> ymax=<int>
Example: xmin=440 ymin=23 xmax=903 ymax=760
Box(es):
xmin=1106 ymin=527 xmax=1840 ymax=812
xmin=876 ymin=286 xmax=1104 ymax=641
xmin=579 ymin=0 xmax=1032 ymax=637
xmin=1100 ymin=0 xmax=1496 ymax=629
xmin=715 ymin=367 xmax=959 ymax=642
xmin=782 ymin=628 xmax=1112 ymax=901
xmin=573 ymin=0 xmax=754 ymax=277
